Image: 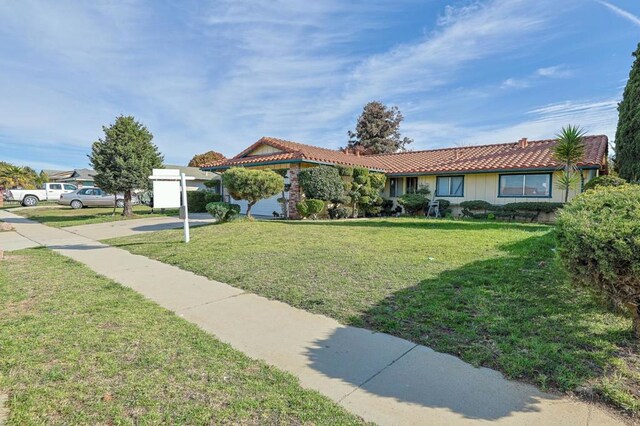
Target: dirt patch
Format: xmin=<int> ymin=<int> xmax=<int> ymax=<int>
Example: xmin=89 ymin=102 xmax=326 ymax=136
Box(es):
xmin=0 ymin=222 xmax=14 ymax=232
xmin=0 ymin=393 xmax=8 ymax=425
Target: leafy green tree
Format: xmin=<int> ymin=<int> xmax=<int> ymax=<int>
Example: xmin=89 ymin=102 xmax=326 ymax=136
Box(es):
xmin=298 ymin=166 xmax=344 ymax=202
xmin=347 ymin=101 xmax=413 ymax=154
xmin=553 ymin=125 xmax=586 ymax=203
xmin=188 ymin=151 xmax=226 ymax=167
xmin=221 ymin=167 xmax=284 ymax=219
xmin=615 ymin=43 xmax=640 ymax=182
xmin=89 ymin=116 xmax=163 ymax=217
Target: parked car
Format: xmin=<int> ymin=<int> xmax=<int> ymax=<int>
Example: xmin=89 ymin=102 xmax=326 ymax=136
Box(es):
xmin=58 ymin=187 xmax=139 ymax=209
xmin=3 ymin=182 xmax=78 ymax=206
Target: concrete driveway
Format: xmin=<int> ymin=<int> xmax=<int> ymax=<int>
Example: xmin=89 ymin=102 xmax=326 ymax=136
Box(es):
xmin=63 ymin=213 xmax=215 ymax=240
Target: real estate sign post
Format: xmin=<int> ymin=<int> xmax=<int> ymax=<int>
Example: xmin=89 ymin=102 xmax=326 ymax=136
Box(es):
xmin=149 ymin=169 xmax=194 ymax=243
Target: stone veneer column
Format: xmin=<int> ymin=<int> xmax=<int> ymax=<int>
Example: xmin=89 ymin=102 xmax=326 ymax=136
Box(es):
xmin=287 ymin=164 xmax=302 ymax=219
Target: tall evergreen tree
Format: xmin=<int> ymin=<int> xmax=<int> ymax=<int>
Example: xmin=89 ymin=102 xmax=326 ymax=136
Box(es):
xmin=89 ymin=116 xmax=163 ymax=217
xmin=347 ymin=101 xmax=413 ymax=154
xmin=615 ymin=43 xmax=640 ymax=182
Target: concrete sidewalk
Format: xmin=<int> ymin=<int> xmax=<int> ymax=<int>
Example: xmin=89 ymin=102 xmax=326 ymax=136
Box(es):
xmin=0 ymin=210 xmax=622 ymax=425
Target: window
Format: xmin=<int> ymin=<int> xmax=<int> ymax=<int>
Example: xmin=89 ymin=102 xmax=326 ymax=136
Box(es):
xmin=78 ymin=188 xmax=91 ymax=195
xmin=389 ymin=178 xmax=403 ymax=197
xmin=49 ymin=184 xmax=62 ymax=190
xmin=63 ymin=184 xmax=77 ymax=190
xmin=499 ymin=173 xmax=551 ymax=197
xmin=406 ymin=177 xmax=418 ymax=193
xmin=436 ymin=176 xmax=464 ymax=197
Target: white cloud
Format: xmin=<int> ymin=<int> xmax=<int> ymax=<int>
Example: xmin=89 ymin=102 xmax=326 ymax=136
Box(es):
xmin=500 ymin=78 xmax=531 ymax=89
xmin=597 ymin=1 xmax=640 ymax=27
xmin=536 ymin=65 xmax=573 ymax=78
xmin=403 ymin=98 xmax=619 ymax=150
xmin=501 ymin=65 xmax=573 ymax=90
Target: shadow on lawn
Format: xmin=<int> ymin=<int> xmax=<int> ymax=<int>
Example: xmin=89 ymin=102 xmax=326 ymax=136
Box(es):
xmin=270 ymin=218 xmax=549 ymax=232
xmin=305 ymin=233 xmax=635 ymax=420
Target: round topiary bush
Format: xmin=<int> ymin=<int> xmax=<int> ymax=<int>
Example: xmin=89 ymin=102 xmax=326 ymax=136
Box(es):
xmin=305 ymin=199 xmax=325 ymax=219
xmin=556 ymin=185 xmax=640 ymax=337
xmin=583 ymin=175 xmax=627 ymax=192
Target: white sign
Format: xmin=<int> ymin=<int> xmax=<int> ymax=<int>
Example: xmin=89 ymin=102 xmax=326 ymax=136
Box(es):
xmin=153 ymin=180 xmax=180 ymax=208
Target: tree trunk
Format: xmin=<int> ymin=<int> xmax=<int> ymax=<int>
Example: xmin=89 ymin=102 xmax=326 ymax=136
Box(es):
xmin=246 ymin=201 xmax=255 ymax=219
xmin=112 ymin=195 xmax=117 ymax=216
xmin=564 ymin=187 xmax=569 ymax=203
xmin=122 ymin=190 xmax=133 ymax=217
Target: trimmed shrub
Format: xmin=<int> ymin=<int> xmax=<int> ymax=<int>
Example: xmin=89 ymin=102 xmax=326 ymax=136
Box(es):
xmin=583 ymin=175 xmax=627 ymax=192
xmin=298 ymin=166 xmax=344 ymax=201
xmin=328 ymin=205 xmax=349 ymax=219
xmin=556 ymin=185 xmax=640 ymax=337
xmin=460 ymin=200 xmax=493 ymax=211
xmin=502 ymin=202 xmax=563 ymax=213
xmin=296 ymin=201 xmax=310 ymax=218
xmin=352 ymin=167 xmax=369 ymax=184
xmin=305 ymin=199 xmax=325 ymax=219
xmin=336 ymin=165 xmax=354 ymax=177
xmin=206 ymin=202 xmax=240 ymax=222
xmin=381 ymin=199 xmax=395 ymax=216
xmin=398 ymin=193 xmax=429 ymax=216
xmin=187 ymin=191 xmax=222 ymax=212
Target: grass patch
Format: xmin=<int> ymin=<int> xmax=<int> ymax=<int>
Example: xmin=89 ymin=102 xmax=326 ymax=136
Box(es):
xmin=14 ymin=206 xmax=178 ymax=227
xmin=106 ymin=218 xmax=639 ymax=417
xmin=0 ymin=248 xmax=362 ymax=424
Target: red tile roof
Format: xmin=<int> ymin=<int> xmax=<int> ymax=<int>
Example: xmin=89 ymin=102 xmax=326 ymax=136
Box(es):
xmin=203 ymin=135 xmax=608 ymax=174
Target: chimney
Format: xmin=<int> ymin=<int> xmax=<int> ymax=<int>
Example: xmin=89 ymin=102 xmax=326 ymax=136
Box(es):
xmin=518 ymin=138 xmax=528 ymax=148
xmin=342 ymin=148 xmax=349 ymax=155
xmin=454 ymin=149 xmax=460 ymax=160
xmin=355 ymin=150 xmax=360 ymax=157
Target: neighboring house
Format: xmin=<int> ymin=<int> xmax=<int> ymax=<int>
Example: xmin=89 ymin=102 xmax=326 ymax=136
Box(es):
xmin=202 ymin=136 xmax=608 ymax=218
xmin=46 ymin=168 xmax=96 ymax=187
xmin=163 ymin=165 xmax=220 ymax=192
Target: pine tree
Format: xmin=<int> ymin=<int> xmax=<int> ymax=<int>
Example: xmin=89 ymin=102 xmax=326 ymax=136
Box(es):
xmin=615 ymin=43 xmax=640 ymax=182
xmin=89 ymin=116 xmax=163 ymax=217
xmin=347 ymin=101 xmax=413 ymax=154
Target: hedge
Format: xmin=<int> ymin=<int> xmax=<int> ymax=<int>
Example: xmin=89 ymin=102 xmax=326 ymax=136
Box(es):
xmin=460 ymin=200 xmax=563 ymax=221
xmin=556 ymin=185 xmax=640 ymax=336
xmin=187 ymin=191 xmax=222 ymax=212
xmin=583 ymin=175 xmax=627 ymax=192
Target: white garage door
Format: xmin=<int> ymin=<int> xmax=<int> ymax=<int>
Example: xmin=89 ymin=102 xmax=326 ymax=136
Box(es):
xmin=232 ymin=193 xmax=284 ymax=217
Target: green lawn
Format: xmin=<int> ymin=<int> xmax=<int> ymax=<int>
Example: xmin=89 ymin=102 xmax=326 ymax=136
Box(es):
xmin=15 ymin=205 xmax=178 ymax=227
xmin=107 ymin=218 xmax=639 ymax=416
xmin=0 ymin=248 xmax=362 ymax=425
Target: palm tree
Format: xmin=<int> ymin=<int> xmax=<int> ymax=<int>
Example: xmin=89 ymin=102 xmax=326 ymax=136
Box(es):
xmin=553 ymin=125 xmax=586 ymax=202
xmin=0 ymin=164 xmax=36 ymax=189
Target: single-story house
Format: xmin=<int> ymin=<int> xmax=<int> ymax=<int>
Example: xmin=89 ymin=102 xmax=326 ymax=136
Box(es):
xmin=202 ymin=135 xmax=608 ymax=218
xmin=46 ymin=168 xmax=96 ymax=187
xmin=163 ymin=165 xmax=220 ymax=192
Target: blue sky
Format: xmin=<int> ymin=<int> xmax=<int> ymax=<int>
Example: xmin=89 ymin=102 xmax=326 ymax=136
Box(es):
xmin=0 ymin=0 xmax=638 ymax=170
